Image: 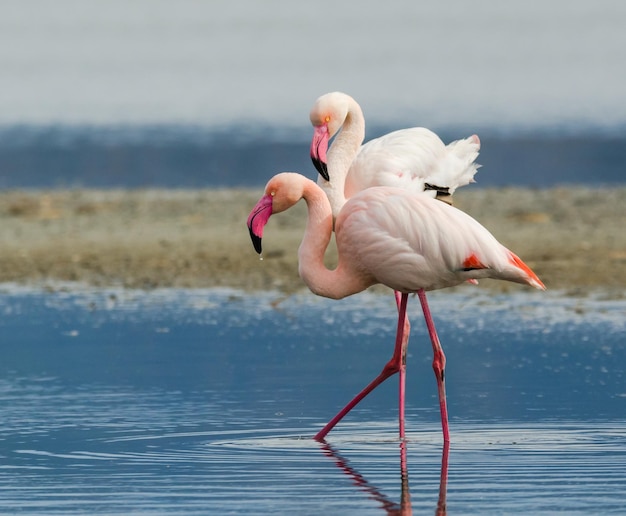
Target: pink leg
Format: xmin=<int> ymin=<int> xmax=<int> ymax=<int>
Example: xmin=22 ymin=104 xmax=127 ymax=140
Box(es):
xmin=417 ymin=289 xmax=450 ymax=443
xmin=314 ymin=292 xmax=410 ymax=441
xmin=396 ymin=292 xmax=409 ymax=440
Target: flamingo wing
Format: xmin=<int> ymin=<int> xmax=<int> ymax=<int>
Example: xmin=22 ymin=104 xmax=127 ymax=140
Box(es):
xmin=345 ymin=128 xmax=480 ymax=201
xmin=336 ymin=187 xmax=544 ymax=292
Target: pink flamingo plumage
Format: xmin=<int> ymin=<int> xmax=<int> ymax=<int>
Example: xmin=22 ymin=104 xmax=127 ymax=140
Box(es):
xmin=247 ymin=172 xmax=545 ymax=442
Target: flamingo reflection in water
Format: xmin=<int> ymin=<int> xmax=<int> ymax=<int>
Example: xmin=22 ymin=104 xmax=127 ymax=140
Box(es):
xmin=319 ymin=440 xmax=450 ymax=515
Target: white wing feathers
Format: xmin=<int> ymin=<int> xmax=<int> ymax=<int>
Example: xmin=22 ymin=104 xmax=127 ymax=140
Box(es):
xmin=345 ymin=128 xmax=480 ymax=200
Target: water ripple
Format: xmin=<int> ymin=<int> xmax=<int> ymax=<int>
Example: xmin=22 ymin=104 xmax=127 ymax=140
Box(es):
xmin=3 ymin=418 xmax=626 ymax=514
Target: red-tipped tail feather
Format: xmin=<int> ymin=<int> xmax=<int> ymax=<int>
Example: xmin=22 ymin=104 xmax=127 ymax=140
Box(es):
xmin=508 ymin=251 xmax=545 ymax=290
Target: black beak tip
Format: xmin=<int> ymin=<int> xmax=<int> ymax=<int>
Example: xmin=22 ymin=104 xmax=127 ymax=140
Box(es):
xmin=248 ymin=226 xmax=263 ymax=254
xmin=312 ymin=157 xmax=330 ymax=182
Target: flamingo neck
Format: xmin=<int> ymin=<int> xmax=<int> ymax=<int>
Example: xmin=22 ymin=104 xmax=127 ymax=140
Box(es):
xmin=324 ymin=97 xmax=365 ymax=217
xmin=298 ymin=180 xmax=367 ymax=300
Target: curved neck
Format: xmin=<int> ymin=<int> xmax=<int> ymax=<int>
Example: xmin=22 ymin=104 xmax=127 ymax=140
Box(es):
xmin=298 ymin=180 xmax=368 ymax=300
xmin=324 ymin=97 xmax=365 ymax=217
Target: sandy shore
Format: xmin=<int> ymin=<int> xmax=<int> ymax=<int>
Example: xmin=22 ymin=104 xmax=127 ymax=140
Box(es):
xmin=0 ymin=186 xmax=624 ymax=296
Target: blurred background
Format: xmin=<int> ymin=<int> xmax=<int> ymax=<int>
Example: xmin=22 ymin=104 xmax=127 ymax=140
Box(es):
xmin=0 ymin=0 xmax=624 ymax=189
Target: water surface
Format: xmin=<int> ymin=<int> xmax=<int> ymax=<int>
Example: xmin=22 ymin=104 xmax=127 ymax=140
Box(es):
xmin=0 ymin=287 xmax=625 ymax=514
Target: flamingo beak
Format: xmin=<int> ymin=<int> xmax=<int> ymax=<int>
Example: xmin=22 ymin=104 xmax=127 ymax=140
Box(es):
xmin=310 ymin=125 xmax=330 ymax=181
xmin=246 ymin=194 xmax=274 ymax=254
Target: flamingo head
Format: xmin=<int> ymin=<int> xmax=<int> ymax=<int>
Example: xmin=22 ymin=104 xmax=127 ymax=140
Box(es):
xmin=309 ymin=92 xmax=351 ymax=182
xmin=247 ymin=173 xmax=305 ymax=254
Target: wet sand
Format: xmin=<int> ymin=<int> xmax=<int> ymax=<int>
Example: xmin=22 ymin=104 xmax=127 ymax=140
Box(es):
xmin=0 ymin=186 xmax=624 ymax=296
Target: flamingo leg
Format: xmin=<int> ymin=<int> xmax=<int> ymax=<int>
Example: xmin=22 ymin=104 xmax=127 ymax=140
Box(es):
xmin=417 ymin=289 xmax=450 ymax=443
xmin=314 ymin=292 xmax=410 ymax=441
xmin=396 ymin=292 xmax=409 ymax=440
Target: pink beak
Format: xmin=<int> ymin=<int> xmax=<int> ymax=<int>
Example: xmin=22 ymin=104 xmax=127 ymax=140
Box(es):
xmin=310 ymin=125 xmax=330 ymax=181
xmin=246 ymin=194 xmax=273 ymax=254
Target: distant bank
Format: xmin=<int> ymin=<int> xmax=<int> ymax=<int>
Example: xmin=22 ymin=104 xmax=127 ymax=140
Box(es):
xmin=0 ymin=185 xmax=623 ymax=293
xmin=0 ymin=125 xmax=624 ymax=189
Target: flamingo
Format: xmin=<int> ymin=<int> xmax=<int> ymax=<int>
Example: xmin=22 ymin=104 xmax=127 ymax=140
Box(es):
xmin=247 ymin=172 xmax=545 ymax=442
xmin=309 ymin=91 xmax=481 ymax=217
xmin=308 ymin=91 xmax=482 ymax=440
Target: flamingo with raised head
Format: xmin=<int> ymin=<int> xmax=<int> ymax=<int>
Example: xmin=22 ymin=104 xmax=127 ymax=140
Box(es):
xmin=247 ymin=172 xmax=545 ymax=442
xmin=309 ymin=91 xmax=481 ymax=216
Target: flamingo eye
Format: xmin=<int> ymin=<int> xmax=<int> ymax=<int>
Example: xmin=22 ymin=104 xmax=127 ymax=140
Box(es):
xmin=324 ymin=116 xmax=330 ymax=123
xmin=270 ymin=191 xmax=275 ymax=196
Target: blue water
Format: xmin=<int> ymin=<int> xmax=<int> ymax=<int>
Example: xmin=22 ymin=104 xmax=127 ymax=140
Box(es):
xmin=1 ymin=287 xmax=625 ymax=514
xmin=0 ymin=125 xmax=624 ymax=189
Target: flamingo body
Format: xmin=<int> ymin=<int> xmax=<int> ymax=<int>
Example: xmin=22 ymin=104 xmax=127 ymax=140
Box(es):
xmin=336 ymin=185 xmax=545 ymax=293
xmin=346 ymin=127 xmax=479 ymax=200
xmin=249 ymin=173 xmax=544 ymax=298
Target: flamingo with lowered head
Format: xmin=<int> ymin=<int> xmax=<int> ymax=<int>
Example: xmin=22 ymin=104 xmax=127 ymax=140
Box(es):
xmin=247 ymin=172 xmax=545 ymax=442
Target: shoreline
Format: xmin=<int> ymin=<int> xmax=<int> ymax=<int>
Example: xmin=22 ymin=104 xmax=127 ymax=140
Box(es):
xmin=0 ymin=186 xmax=624 ymax=297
